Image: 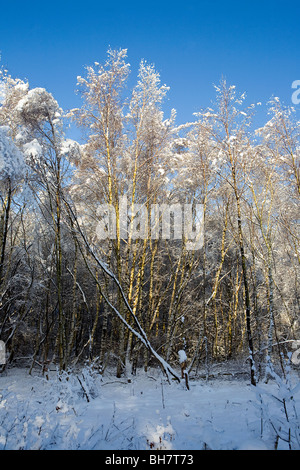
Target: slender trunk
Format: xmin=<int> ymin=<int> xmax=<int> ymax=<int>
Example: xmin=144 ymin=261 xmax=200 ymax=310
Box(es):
xmin=237 ymin=202 xmax=256 ymax=385
xmin=0 ymin=180 xmax=12 ymax=288
xmin=229 ymin=147 xmax=256 ymax=385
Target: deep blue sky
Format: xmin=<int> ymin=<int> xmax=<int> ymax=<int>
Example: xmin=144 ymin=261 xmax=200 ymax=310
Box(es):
xmin=1 ymin=0 xmax=299 ymax=135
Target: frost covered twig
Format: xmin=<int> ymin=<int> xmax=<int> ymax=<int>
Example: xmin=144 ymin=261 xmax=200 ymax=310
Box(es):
xmin=253 ymin=356 xmax=300 ymax=449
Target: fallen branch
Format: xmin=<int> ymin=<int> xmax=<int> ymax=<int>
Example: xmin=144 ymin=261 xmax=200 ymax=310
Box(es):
xmin=77 ymin=375 xmax=90 ymax=402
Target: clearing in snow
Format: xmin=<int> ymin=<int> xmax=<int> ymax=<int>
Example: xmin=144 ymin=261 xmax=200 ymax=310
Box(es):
xmin=0 ymin=364 xmax=299 ymax=450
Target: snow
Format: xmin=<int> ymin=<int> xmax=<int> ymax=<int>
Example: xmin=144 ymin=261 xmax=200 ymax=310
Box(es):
xmin=0 ymin=366 xmax=299 ymax=450
xmin=0 ymin=82 xmax=5 ymax=104
xmin=23 ymin=139 xmax=43 ymax=161
xmin=59 ymin=138 xmax=81 ymax=165
xmin=0 ymin=126 xmax=26 ymax=180
xmin=178 ymin=350 xmax=187 ymax=364
xmin=15 ymin=87 xmax=61 ymax=124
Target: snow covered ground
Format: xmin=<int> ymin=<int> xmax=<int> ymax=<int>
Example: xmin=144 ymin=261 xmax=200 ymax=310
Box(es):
xmin=0 ymin=365 xmax=299 ymax=450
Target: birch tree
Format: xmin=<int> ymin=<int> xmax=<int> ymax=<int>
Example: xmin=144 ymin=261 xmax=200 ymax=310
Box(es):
xmin=192 ymin=81 xmax=257 ymax=384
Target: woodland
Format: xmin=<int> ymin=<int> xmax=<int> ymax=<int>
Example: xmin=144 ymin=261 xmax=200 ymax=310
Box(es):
xmin=0 ymin=48 xmax=299 ymax=385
